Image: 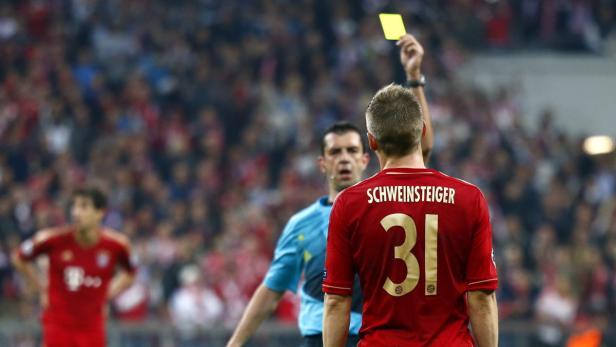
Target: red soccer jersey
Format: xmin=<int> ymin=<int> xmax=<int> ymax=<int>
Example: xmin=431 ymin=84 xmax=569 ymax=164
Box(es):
xmin=323 ymin=168 xmax=498 ymax=347
xmin=18 ymin=226 xmax=136 ymax=330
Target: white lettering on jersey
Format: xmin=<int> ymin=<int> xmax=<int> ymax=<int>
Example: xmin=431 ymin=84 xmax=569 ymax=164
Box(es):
xmin=64 ymin=266 xmax=102 ymax=291
xmin=367 ymin=186 xmax=456 ymax=205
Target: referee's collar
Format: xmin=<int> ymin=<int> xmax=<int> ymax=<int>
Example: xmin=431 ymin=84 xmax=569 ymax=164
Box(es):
xmin=318 ymin=196 xmax=333 ymax=207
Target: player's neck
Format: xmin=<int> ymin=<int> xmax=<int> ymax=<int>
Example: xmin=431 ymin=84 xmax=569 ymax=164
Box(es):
xmin=74 ymin=226 xmax=101 ymax=247
xmin=379 ymin=151 xmax=425 ymax=171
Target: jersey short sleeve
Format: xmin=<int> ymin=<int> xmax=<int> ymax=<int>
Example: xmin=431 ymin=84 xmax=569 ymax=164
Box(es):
xmin=117 ymin=243 xmax=137 ymax=274
xmin=322 ymin=194 xmax=354 ymax=296
xmin=465 ymin=191 xmax=498 ymax=291
xmin=17 ymin=231 xmax=55 ymax=261
xmin=263 ymin=216 xmax=303 ymax=293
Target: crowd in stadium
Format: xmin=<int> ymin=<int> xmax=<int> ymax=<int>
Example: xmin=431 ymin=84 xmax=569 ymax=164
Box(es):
xmin=0 ymin=0 xmax=615 ymax=345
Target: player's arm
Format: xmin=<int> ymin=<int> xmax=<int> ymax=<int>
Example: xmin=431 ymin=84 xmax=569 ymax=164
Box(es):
xmin=108 ymin=270 xmax=136 ymax=300
xmin=11 ymin=250 xmax=45 ymax=293
xmin=226 ymin=284 xmax=284 ymax=347
xmin=227 ymin=216 xmax=303 ymax=347
xmin=322 ymin=195 xmax=354 ymax=347
xmin=397 ymin=34 xmax=433 ymax=163
xmin=11 ymin=230 xmax=55 ymax=308
xmin=109 ymin=237 xmax=137 ymax=300
xmin=11 ymin=231 xmax=53 ymax=293
xmin=468 ymin=290 xmax=498 ymax=347
xmin=466 ymin=191 xmax=499 ymax=347
xmin=323 ymin=293 xmax=351 ymax=347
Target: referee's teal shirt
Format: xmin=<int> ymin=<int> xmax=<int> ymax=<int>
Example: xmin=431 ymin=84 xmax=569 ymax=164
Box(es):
xmin=263 ymin=197 xmax=362 ymax=336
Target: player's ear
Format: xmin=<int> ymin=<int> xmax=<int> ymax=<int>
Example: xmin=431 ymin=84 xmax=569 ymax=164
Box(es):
xmin=361 ymin=152 xmax=370 ymax=169
xmin=96 ymin=208 xmax=106 ymax=221
xmin=422 ymin=121 xmax=426 ymax=138
xmin=367 ymin=132 xmax=378 ymax=151
xmin=317 ymin=155 xmax=327 ymax=173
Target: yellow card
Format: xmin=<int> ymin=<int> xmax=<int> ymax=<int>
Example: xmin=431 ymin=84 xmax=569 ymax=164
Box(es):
xmin=379 ymin=13 xmax=406 ymax=40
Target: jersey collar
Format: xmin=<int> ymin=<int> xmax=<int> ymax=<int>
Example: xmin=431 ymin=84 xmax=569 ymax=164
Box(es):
xmin=318 ymin=196 xmax=333 ymax=207
xmin=380 ymin=167 xmax=436 ymax=175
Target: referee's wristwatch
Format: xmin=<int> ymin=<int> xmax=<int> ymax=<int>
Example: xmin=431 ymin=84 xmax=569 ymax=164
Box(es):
xmin=403 ymin=75 xmax=426 ymax=88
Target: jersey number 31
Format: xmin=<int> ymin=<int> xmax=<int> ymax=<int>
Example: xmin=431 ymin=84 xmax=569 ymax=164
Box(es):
xmin=381 ymin=213 xmax=438 ymax=297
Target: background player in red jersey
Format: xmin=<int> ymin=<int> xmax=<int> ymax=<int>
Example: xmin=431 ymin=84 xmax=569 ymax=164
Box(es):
xmin=322 ymin=73 xmax=498 ymax=345
xmin=11 ymin=187 xmax=136 ymax=347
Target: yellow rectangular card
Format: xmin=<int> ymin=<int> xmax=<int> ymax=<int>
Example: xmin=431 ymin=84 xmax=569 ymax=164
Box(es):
xmin=379 ymin=13 xmax=406 ymax=40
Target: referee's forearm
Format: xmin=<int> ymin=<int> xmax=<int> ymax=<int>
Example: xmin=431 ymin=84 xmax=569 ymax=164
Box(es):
xmin=227 ymin=283 xmax=283 ymax=347
xmin=323 ymin=293 xmax=351 ymax=347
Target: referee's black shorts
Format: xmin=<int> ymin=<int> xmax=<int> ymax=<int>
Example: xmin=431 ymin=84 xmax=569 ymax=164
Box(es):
xmin=301 ymin=334 xmax=359 ymax=347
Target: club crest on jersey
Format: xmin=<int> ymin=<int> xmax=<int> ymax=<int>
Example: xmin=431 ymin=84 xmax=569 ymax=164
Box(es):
xmin=61 ymin=250 xmax=74 ymax=262
xmin=97 ymin=251 xmax=110 ymax=268
xmin=20 ymin=240 xmax=34 ymax=256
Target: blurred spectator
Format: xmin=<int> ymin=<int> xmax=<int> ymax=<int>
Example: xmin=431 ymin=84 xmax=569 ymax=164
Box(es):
xmin=485 ymin=2 xmax=513 ymax=48
xmin=112 ymin=278 xmax=149 ymax=322
xmin=169 ymin=264 xmax=224 ymax=345
xmin=534 ymin=275 xmax=577 ymax=346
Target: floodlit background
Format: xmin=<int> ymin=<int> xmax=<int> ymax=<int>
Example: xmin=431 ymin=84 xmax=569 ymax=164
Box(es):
xmin=0 ymin=0 xmax=615 ymax=346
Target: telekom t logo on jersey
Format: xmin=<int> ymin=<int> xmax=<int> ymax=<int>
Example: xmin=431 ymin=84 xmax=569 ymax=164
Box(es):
xmin=64 ymin=266 xmax=102 ymax=291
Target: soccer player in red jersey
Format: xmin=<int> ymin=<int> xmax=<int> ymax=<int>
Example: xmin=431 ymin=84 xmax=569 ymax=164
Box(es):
xmin=322 ymin=37 xmax=498 ymax=347
xmin=12 ymin=187 xmax=136 ymax=347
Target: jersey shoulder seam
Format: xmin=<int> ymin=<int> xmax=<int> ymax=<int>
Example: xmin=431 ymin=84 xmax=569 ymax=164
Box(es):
xmin=436 ymin=171 xmax=483 ymax=192
xmin=34 ymin=227 xmax=71 ymax=244
xmin=343 ymin=171 xmax=381 ymax=193
xmin=102 ymin=228 xmax=130 ymax=248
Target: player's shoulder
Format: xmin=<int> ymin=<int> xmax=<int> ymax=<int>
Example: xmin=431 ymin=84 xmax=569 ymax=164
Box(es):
xmin=339 ymin=171 xmax=381 ymax=197
xmin=33 ymin=226 xmax=71 ymax=244
xmin=101 ymin=228 xmax=131 ymax=249
xmin=435 ymin=170 xmax=484 ymax=196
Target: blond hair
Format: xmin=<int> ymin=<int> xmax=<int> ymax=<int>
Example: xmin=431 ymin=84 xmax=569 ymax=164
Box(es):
xmin=366 ymin=84 xmax=423 ymax=157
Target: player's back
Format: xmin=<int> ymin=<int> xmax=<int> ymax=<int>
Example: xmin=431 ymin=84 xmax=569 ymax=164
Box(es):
xmin=332 ymin=167 xmax=497 ymax=346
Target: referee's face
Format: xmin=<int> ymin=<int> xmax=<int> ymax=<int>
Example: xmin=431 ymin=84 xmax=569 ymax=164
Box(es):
xmin=319 ymin=132 xmax=369 ymax=192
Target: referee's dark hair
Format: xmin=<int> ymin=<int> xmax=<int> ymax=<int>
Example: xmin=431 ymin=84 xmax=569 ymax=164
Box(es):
xmin=320 ymin=122 xmax=367 ymax=155
xmin=73 ymin=187 xmax=108 ymax=210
